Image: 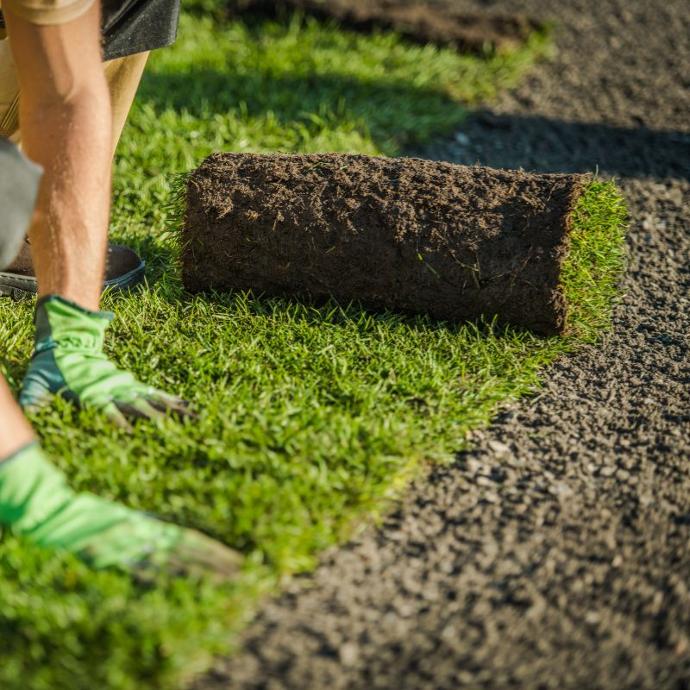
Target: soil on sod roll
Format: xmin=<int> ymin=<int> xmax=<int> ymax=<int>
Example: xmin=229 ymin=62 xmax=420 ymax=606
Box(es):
xmin=182 ymin=153 xmax=590 ymax=335
xmin=227 ymin=0 xmax=540 ymax=55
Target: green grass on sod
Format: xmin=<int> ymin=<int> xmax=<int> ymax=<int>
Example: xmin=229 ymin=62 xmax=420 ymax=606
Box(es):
xmin=561 ymin=181 xmax=628 ymax=341
xmin=0 ymin=12 xmax=625 ymax=690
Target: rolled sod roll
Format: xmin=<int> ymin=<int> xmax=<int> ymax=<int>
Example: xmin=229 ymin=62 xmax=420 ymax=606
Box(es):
xmin=182 ymin=153 xmax=615 ymax=335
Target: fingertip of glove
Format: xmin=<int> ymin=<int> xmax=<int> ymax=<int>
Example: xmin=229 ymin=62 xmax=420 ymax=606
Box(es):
xmin=147 ymin=395 xmax=198 ymax=421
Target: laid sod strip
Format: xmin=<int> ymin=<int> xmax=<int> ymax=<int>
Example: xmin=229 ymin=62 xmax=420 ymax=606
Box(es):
xmin=0 ymin=11 xmax=624 ymax=690
xmin=228 ymin=0 xmax=541 ymax=55
xmin=182 ymin=153 xmax=592 ymax=335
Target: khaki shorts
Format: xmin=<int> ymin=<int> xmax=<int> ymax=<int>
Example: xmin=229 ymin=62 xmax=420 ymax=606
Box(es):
xmin=0 ymin=37 xmax=19 ymax=141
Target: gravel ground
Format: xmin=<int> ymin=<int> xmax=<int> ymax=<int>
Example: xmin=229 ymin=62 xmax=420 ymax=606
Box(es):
xmin=195 ymin=1 xmax=690 ymax=688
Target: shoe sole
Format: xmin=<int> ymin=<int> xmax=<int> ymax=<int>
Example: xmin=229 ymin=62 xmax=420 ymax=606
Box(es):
xmin=0 ymin=259 xmax=146 ymax=299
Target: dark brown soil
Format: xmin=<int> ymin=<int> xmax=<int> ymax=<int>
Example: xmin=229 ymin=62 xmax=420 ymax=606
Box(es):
xmin=183 ymin=154 xmax=588 ymax=334
xmin=192 ymin=0 xmax=690 ymax=689
xmin=227 ymin=0 xmax=540 ymax=55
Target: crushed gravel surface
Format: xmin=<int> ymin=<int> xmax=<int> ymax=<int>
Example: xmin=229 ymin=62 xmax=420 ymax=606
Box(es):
xmin=195 ymin=1 xmax=690 ymax=688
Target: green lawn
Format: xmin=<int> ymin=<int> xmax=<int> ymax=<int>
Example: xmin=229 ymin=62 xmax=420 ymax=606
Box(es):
xmin=0 ymin=11 xmax=625 ymax=690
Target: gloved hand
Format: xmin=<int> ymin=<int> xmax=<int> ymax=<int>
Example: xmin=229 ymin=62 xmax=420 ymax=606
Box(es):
xmin=20 ymin=295 xmax=192 ymax=428
xmin=0 ymin=443 xmax=239 ymax=580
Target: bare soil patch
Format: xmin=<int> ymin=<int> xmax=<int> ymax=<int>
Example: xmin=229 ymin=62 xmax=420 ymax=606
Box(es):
xmin=183 ymin=154 xmax=588 ymax=334
xmin=227 ymin=0 xmax=540 ymax=54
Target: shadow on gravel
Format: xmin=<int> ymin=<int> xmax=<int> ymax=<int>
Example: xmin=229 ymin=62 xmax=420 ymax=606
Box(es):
xmin=443 ymin=110 xmax=690 ymax=180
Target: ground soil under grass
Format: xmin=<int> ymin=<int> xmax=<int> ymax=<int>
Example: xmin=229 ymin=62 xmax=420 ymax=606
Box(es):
xmin=195 ymin=1 xmax=690 ymax=689
xmin=183 ymin=154 xmax=589 ymax=334
xmin=227 ymin=0 xmax=540 ymax=55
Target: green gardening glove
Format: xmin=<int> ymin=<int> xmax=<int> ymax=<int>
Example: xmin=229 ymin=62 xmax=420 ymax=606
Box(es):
xmin=20 ymin=295 xmax=191 ymax=428
xmin=0 ymin=443 xmax=240 ymax=580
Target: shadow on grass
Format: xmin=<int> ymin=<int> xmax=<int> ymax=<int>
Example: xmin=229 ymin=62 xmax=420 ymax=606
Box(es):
xmin=136 ymin=66 xmax=467 ymax=153
xmin=195 ymin=286 xmax=522 ymax=339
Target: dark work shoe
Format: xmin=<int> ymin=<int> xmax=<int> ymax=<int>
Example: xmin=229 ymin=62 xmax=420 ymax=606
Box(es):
xmin=0 ymin=239 xmax=145 ymax=298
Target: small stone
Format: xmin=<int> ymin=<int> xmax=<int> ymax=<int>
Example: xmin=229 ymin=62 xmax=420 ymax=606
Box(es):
xmin=552 ymin=482 xmax=574 ymax=497
xmin=465 ymin=458 xmax=483 ymax=475
xmin=339 ymin=642 xmax=359 ymax=666
xmin=639 ymin=492 xmax=654 ymax=508
xmin=488 ymin=440 xmax=511 ymax=456
xmin=585 ymin=611 xmax=600 ymax=624
xmin=642 ymin=216 xmax=655 ymax=231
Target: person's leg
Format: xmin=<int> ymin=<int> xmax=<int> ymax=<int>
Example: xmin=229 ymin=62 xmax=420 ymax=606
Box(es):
xmin=4 ymin=13 xmax=149 ymax=308
xmin=0 ymin=44 xmax=150 ymax=296
xmin=104 ymin=51 xmax=149 ymax=155
xmin=5 ymin=2 xmax=111 ymax=311
xmin=4 ymin=7 xmax=187 ymax=423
